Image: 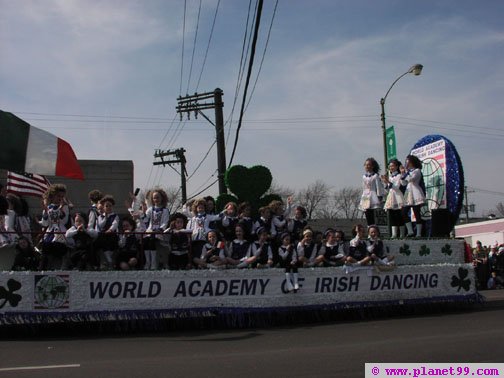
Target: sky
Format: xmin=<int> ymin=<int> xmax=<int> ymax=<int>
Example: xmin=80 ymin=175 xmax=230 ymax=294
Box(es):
xmin=1 ymin=0 xmax=503 ymax=217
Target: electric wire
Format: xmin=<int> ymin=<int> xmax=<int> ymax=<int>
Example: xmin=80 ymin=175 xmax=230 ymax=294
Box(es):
xmin=225 ymin=0 xmax=255 ymax=145
xmin=185 ymin=0 xmax=202 ymax=94
xmin=188 ymin=173 xmax=219 ymax=200
xmin=195 ymin=0 xmax=221 ymax=92
xmin=157 ymin=114 xmax=181 ymax=148
xmin=187 ymin=140 xmax=217 ymax=181
xmin=244 ymin=0 xmax=279 ymax=112
xmin=468 ymin=187 xmax=504 ymax=197
xmin=228 ymin=0 xmax=264 ymax=167
xmin=179 ymin=0 xmax=187 ymax=96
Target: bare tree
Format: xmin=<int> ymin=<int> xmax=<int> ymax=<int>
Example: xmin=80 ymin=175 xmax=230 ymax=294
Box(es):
xmin=316 ymin=201 xmax=339 ymax=220
xmin=332 ymin=186 xmax=362 ymax=220
xmin=266 ymin=180 xmax=295 ymax=201
xmin=296 ymin=180 xmax=330 ymax=220
xmin=165 ymin=186 xmax=184 ymax=214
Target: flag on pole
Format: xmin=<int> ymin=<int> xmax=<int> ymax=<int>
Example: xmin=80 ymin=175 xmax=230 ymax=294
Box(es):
xmin=6 ymin=171 xmax=50 ymax=198
xmin=386 ymin=125 xmax=397 ymax=161
xmin=0 ymin=110 xmax=84 ymax=180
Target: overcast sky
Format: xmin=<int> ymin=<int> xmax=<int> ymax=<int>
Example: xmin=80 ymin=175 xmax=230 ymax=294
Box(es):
xmin=1 ymin=0 xmax=503 ymax=216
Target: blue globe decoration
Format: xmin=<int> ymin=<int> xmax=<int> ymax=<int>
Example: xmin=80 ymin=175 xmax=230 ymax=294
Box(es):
xmin=34 ymin=275 xmax=69 ymax=309
xmin=411 ymin=135 xmax=464 ymax=228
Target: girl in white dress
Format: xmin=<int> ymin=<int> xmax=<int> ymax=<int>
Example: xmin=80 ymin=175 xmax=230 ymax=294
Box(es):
xmin=359 ymin=157 xmax=385 ymax=226
xmin=381 ymin=159 xmax=405 ymax=238
xmin=400 ymin=155 xmax=426 ymax=237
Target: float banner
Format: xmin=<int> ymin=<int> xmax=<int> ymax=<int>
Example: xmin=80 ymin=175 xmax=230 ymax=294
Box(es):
xmin=386 ymin=126 xmax=397 ymax=161
xmin=411 ymin=139 xmax=447 ymax=211
xmin=0 ymin=264 xmax=476 ymax=323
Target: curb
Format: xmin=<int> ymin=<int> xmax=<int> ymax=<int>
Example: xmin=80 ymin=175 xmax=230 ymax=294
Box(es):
xmin=480 ymin=291 xmax=504 ymax=309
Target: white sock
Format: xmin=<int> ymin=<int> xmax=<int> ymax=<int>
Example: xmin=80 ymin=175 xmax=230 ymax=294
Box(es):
xmin=391 ymin=226 xmax=398 ymax=238
xmin=150 ymin=250 xmax=157 ymax=270
xmin=104 ymin=250 xmax=113 ymax=264
xmin=416 ymin=224 xmax=423 ymax=237
xmin=405 ymin=222 xmax=414 ymax=235
xmin=144 ymin=250 xmax=152 ymax=270
xmin=293 ymin=273 xmax=299 ymax=290
xmin=285 ymin=273 xmax=294 ymax=291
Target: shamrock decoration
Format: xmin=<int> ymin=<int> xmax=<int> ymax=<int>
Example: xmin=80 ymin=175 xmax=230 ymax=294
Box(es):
xmin=0 ymin=279 xmax=22 ymax=309
xmin=419 ymin=245 xmax=431 ymax=256
xmin=451 ymin=267 xmax=471 ymax=292
xmin=216 ymin=165 xmax=281 ymax=215
xmin=441 ymin=244 xmax=453 ymax=256
xmin=399 ymin=244 xmax=411 ymax=256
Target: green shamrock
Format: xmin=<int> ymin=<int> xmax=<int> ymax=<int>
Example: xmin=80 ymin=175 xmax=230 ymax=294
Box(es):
xmin=441 ymin=244 xmax=453 ymax=256
xmin=0 ymin=279 xmax=22 ymax=309
xmin=399 ymin=244 xmax=411 ymax=256
xmin=419 ymin=245 xmax=431 ymax=256
xmin=451 ymin=268 xmax=471 ymax=292
xmin=216 ymin=165 xmax=281 ymax=215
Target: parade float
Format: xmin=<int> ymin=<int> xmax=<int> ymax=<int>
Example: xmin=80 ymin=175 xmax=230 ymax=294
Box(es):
xmin=0 ymin=110 xmax=479 ymax=329
xmin=0 ymin=239 xmax=477 ymax=329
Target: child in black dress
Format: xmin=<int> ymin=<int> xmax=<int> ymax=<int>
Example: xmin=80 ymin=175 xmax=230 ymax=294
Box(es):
xmin=278 ymin=232 xmax=300 ymax=292
xmin=225 ymin=224 xmax=250 ymax=267
xmin=12 ymin=236 xmax=39 ymax=271
xmin=66 ymin=212 xmax=97 ymax=270
xmin=315 ymin=229 xmax=347 ymax=267
xmin=94 ymin=195 xmax=119 ymax=270
xmin=346 ymin=224 xmax=372 ymax=266
xmin=166 ymin=212 xmax=192 ymax=270
xmin=242 ymin=227 xmax=273 ymax=268
xmin=117 ymin=216 xmax=141 ymax=271
xmin=297 ymin=228 xmax=317 ymax=267
xmin=220 ymin=201 xmax=239 ymax=242
xmin=367 ymin=225 xmax=394 ymax=266
xmin=194 ymin=230 xmax=226 ymax=269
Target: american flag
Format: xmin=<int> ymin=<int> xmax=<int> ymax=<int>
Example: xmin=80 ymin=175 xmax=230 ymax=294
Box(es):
xmin=6 ymin=171 xmax=50 ymax=197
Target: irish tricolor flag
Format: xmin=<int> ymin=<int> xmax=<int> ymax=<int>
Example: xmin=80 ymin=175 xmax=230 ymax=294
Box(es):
xmin=0 ymin=110 xmax=84 ymax=180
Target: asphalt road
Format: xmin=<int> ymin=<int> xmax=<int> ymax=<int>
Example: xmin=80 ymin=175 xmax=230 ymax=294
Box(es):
xmin=1 ymin=306 xmax=503 ymax=378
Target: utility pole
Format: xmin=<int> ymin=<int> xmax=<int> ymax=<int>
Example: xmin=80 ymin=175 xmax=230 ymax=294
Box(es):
xmin=153 ymin=148 xmax=187 ymax=204
xmin=464 ymin=186 xmax=476 ymax=223
xmin=176 ymin=88 xmax=227 ymax=195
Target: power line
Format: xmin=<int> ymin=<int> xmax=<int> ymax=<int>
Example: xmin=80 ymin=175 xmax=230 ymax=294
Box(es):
xmin=195 ymin=0 xmax=221 ymax=92
xmin=244 ymin=0 xmax=279 ymax=112
xmin=35 ymin=125 xmax=379 ymax=133
xmin=157 ymin=114 xmax=180 ymax=149
xmin=393 ymin=119 xmax=504 ymax=138
xmin=188 ymin=175 xmax=219 ymax=200
xmin=22 ymin=114 xmax=378 ymax=124
xmin=187 ymin=139 xmax=216 ymax=181
xmin=392 ymin=115 xmax=504 ymax=133
xmin=228 ymin=0 xmax=264 ymax=167
xmin=225 ymin=0 xmax=255 ymax=146
xmin=468 ymin=187 xmax=504 ymax=197
xmin=11 ymin=111 xmax=501 ymax=132
xmin=165 ymin=119 xmax=188 ymax=150
xmin=185 ymin=0 xmax=202 ymax=94
xmin=179 ymin=0 xmax=187 ymax=96
xmin=13 ymin=111 xmax=174 ymax=120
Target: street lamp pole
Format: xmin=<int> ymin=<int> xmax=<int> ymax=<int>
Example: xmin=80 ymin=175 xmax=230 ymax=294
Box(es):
xmin=380 ymin=64 xmax=423 ymax=169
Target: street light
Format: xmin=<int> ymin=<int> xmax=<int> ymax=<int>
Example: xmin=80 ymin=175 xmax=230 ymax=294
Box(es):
xmin=380 ymin=64 xmax=423 ymax=169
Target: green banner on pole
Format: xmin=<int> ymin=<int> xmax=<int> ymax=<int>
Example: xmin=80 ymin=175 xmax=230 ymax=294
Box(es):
xmin=386 ymin=126 xmax=397 ymax=161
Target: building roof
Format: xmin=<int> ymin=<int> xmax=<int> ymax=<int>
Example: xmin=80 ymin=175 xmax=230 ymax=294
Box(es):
xmin=455 ymin=218 xmax=504 ymax=237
